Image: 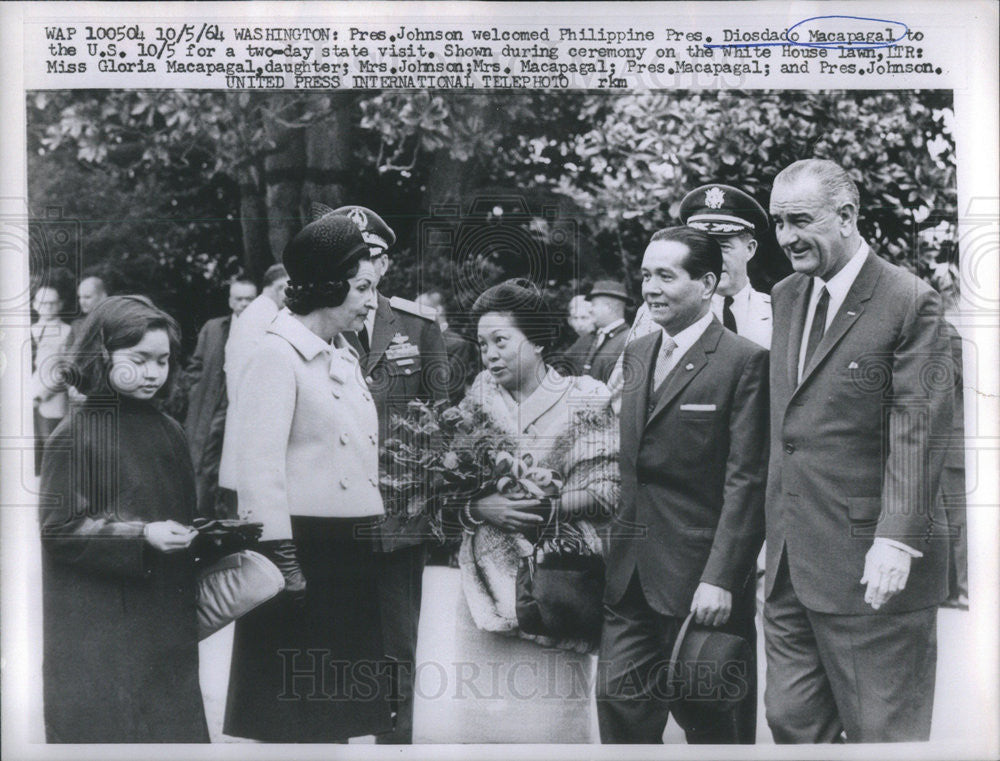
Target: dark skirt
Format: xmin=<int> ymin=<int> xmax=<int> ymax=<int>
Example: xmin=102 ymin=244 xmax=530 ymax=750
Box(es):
xmin=223 ymin=515 xmax=392 ymax=742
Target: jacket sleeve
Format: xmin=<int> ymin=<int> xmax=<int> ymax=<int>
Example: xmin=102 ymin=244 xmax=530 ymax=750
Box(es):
xmin=39 ymin=415 xmax=151 ymax=580
xmin=234 ymin=344 xmax=296 ymax=541
xmin=180 ymin=323 xmax=210 ymax=404
xmin=877 ymin=286 xmax=954 ymax=547
xmin=421 ymin=318 xmax=450 ymax=404
xmin=700 ymin=348 xmax=769 ymax=591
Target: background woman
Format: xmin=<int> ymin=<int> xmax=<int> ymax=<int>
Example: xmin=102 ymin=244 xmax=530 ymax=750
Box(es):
xmin=420 ymin=279 xmax=620 ymax=743
xmin=40 ymin=295 xmax=207 ymax=742
xmin=223 ymin=214 xmax=392 ymax=742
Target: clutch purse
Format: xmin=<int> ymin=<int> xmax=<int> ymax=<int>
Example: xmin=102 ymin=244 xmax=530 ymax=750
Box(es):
xmin=195 ymin=549 xmax=285 ymax=640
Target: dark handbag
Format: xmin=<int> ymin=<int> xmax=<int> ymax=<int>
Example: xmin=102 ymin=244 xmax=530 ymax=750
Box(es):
xmin=514 ymin=505 xmax=606 ymax=644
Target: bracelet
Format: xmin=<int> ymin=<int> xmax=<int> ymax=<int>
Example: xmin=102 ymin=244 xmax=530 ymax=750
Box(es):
xmin=462 ymin=501 xmax=485 ymax=533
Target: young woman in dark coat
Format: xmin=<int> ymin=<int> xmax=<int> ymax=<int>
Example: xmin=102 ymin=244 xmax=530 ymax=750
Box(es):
xmin=39 ymin=295 xmax=209 ymax=743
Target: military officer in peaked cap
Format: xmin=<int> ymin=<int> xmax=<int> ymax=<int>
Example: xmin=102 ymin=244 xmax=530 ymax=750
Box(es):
xmin=680 ymin=183 xmax=772 ymax=349
xmin=314 ymin=203 xmax=448 ymax=745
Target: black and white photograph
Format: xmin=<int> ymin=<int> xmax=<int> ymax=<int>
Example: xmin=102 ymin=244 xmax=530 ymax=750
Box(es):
xmin=1 ymin=2 xmax=997 ymax=759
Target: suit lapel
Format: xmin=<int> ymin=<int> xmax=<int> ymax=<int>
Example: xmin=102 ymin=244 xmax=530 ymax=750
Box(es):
xmin=795 ymin=252 xmax=882 ymax=392
xmin=365 ymin=294 xmax=396 ymax=373
xmin=645 ymin=320 xmax=722 ymax=429
xmin=621 ymin=333 xmax=659 ymax=461
xmin=785 ymin=277 xmax=811 ymax=389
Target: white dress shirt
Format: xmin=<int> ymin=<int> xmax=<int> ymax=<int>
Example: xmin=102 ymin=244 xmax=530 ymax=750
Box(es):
xmin=657 ymin=309 xmax=715 ymax=379
xmin=797 ymin=241 xmax=870 ymax=382
xmin=712 ymin=281 xmax=752 ymax=327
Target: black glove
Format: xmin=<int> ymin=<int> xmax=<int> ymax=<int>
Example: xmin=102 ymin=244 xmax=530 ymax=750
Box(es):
xmin=260 ymin=539 xmax=307 ymax=608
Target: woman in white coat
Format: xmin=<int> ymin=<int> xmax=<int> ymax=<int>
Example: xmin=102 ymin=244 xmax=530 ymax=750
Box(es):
xmin=223 ymin=213 xmax=392 ymax=742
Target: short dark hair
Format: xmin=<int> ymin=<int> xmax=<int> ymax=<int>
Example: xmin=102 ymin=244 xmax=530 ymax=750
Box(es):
xmin=284 ymin=256 xmax=363 ymax=315
xmin=649 ymin=226 xmax=722 ymax=285
xmin=32 ymin=266 xmax=77 ymax=320
xmin=68 ymin=295 xmax=182 ymax=399
xmin=262 ymin=263 xmax=288 ymax=287
xmin=470 ymin=278 xmax=561 ymax=354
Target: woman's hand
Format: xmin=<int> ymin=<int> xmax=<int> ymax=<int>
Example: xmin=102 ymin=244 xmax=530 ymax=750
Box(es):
xmin=144 ymin=520 xmax=198 ymax=553
xmin=471 ymin=492 xmax=547 ymax=533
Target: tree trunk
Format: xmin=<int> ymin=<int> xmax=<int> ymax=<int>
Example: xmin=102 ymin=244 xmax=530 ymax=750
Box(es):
xmin=264 ymin=97 xmax=306 ymax=260
xmin=237 ymin=162 xmax=272 ymax=280
xmin=300 ymin=93 xmax=355 ymax=218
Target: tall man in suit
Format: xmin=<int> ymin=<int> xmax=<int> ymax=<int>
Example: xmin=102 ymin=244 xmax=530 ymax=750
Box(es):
xmin=598 ymin=226 xmax=769 ymax=744
xmin=680 ymin=183 xmax=773 ymax=349
xmin=183 ymin=277 xmax=257 ymax=517
xmin=764 ymin=159 xmax=954 ymax=742
xmin=324 ymin=204 xmax=448 ymax=744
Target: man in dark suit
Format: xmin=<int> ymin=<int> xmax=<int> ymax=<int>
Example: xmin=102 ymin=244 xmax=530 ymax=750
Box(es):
xmin=580 ymin=280 xmax=630 ymax=382
xmin=325 ymin=204 xmax=448 ymax=744
xmin=598 ymin=226 xmax=768 ymax=744
xmin=764 ymin=159 xmax=954 ymax=743
xmin=183 ymin=277 xmax=256 ymax=517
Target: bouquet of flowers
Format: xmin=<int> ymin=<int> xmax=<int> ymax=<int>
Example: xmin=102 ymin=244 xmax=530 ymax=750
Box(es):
xmin=379 ymin=400 xmax=565 ymax=540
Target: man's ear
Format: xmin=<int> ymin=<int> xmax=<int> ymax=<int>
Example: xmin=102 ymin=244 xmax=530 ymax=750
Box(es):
xmin=375 ymin=253 xmax=390 ymax=278
xmin=702 ymin=271 xmax=719 ymax=300
xmin=837 ymin=202 xmax=858 ymax=235
xmin=746 ymin=237 xmax=758 ymax=261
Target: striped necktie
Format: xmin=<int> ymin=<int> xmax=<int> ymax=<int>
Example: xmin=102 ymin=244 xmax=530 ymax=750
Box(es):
xmin=652 ymin=336 xmax=678 ymax=391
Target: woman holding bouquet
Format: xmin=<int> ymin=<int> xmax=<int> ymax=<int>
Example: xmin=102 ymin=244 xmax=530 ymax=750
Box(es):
xmin=419 ymin=279 xmax=620 ymax=743
xmin=223 ymin=214 xmax=392 ymax=742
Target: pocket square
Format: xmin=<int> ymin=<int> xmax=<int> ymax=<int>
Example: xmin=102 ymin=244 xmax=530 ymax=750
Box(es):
xmin=680 ymin=403 xmax=716 ymax=411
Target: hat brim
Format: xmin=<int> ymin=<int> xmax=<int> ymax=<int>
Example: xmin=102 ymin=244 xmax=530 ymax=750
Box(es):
xmin=586 ymin=291 xmax=630 ymax=301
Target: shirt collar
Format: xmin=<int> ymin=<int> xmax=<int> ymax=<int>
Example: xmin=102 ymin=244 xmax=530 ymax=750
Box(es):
xmin=266 ymin=310 xmax=332 ymax=362
xmin=713 ymin=280 xmax=752 ymax=306
xmin=598 ymin=317 xmax=626 ymax=335
xmin=815 ymin=240 xmax=869 ymax=304
xmin=663 ymin=309 xmax=714 ymax=356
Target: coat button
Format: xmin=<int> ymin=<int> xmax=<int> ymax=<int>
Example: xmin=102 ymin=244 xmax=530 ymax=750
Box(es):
xmin=339 ymin=478 xmax=349 ymax=489
xmin=369 ymin=477 xmax=378 ymax=487
xmin=331 ymin=389 xmax=341 ymax=399
xmin=365 ymin=375 xmax=374 ymax=384
xmin=784 ymin=443 xmax=795 ymax=454
xmin=340 ymin=433 xmax=349 ymax=445
xmin=404 ymin=368 xmax=412 ymax=376
xmin=363 ymin=393 xmax=372 ymax=402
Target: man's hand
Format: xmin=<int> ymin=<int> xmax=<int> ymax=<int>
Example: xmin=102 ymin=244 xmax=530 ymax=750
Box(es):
xmin=690 ymin=582 xmax=732 ymax=627
xmin=860 ymin=541 xmax=912 ymax=610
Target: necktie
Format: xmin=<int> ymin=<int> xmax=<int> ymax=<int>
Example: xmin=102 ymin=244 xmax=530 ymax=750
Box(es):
xmin=358 ymin=324 xmax=371 ymax=354
xmin=583 ymin=330 xmax=606 ymax=372
xmin=722 ymin=296 xmax=737 ymax=333
xmin=652 ymin=336 xmax=678 ymax=391
xmin=802 ymin=285 xmax=829 ymax=373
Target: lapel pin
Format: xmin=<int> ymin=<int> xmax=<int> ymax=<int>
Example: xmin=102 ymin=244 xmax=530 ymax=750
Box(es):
xmin=685 ymin=363 xmax=694 ymax=370
xmin=846 ymin=311 xmax=857 ymax=316
xmin=848 ymin=361 xmax=859 ymax=370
